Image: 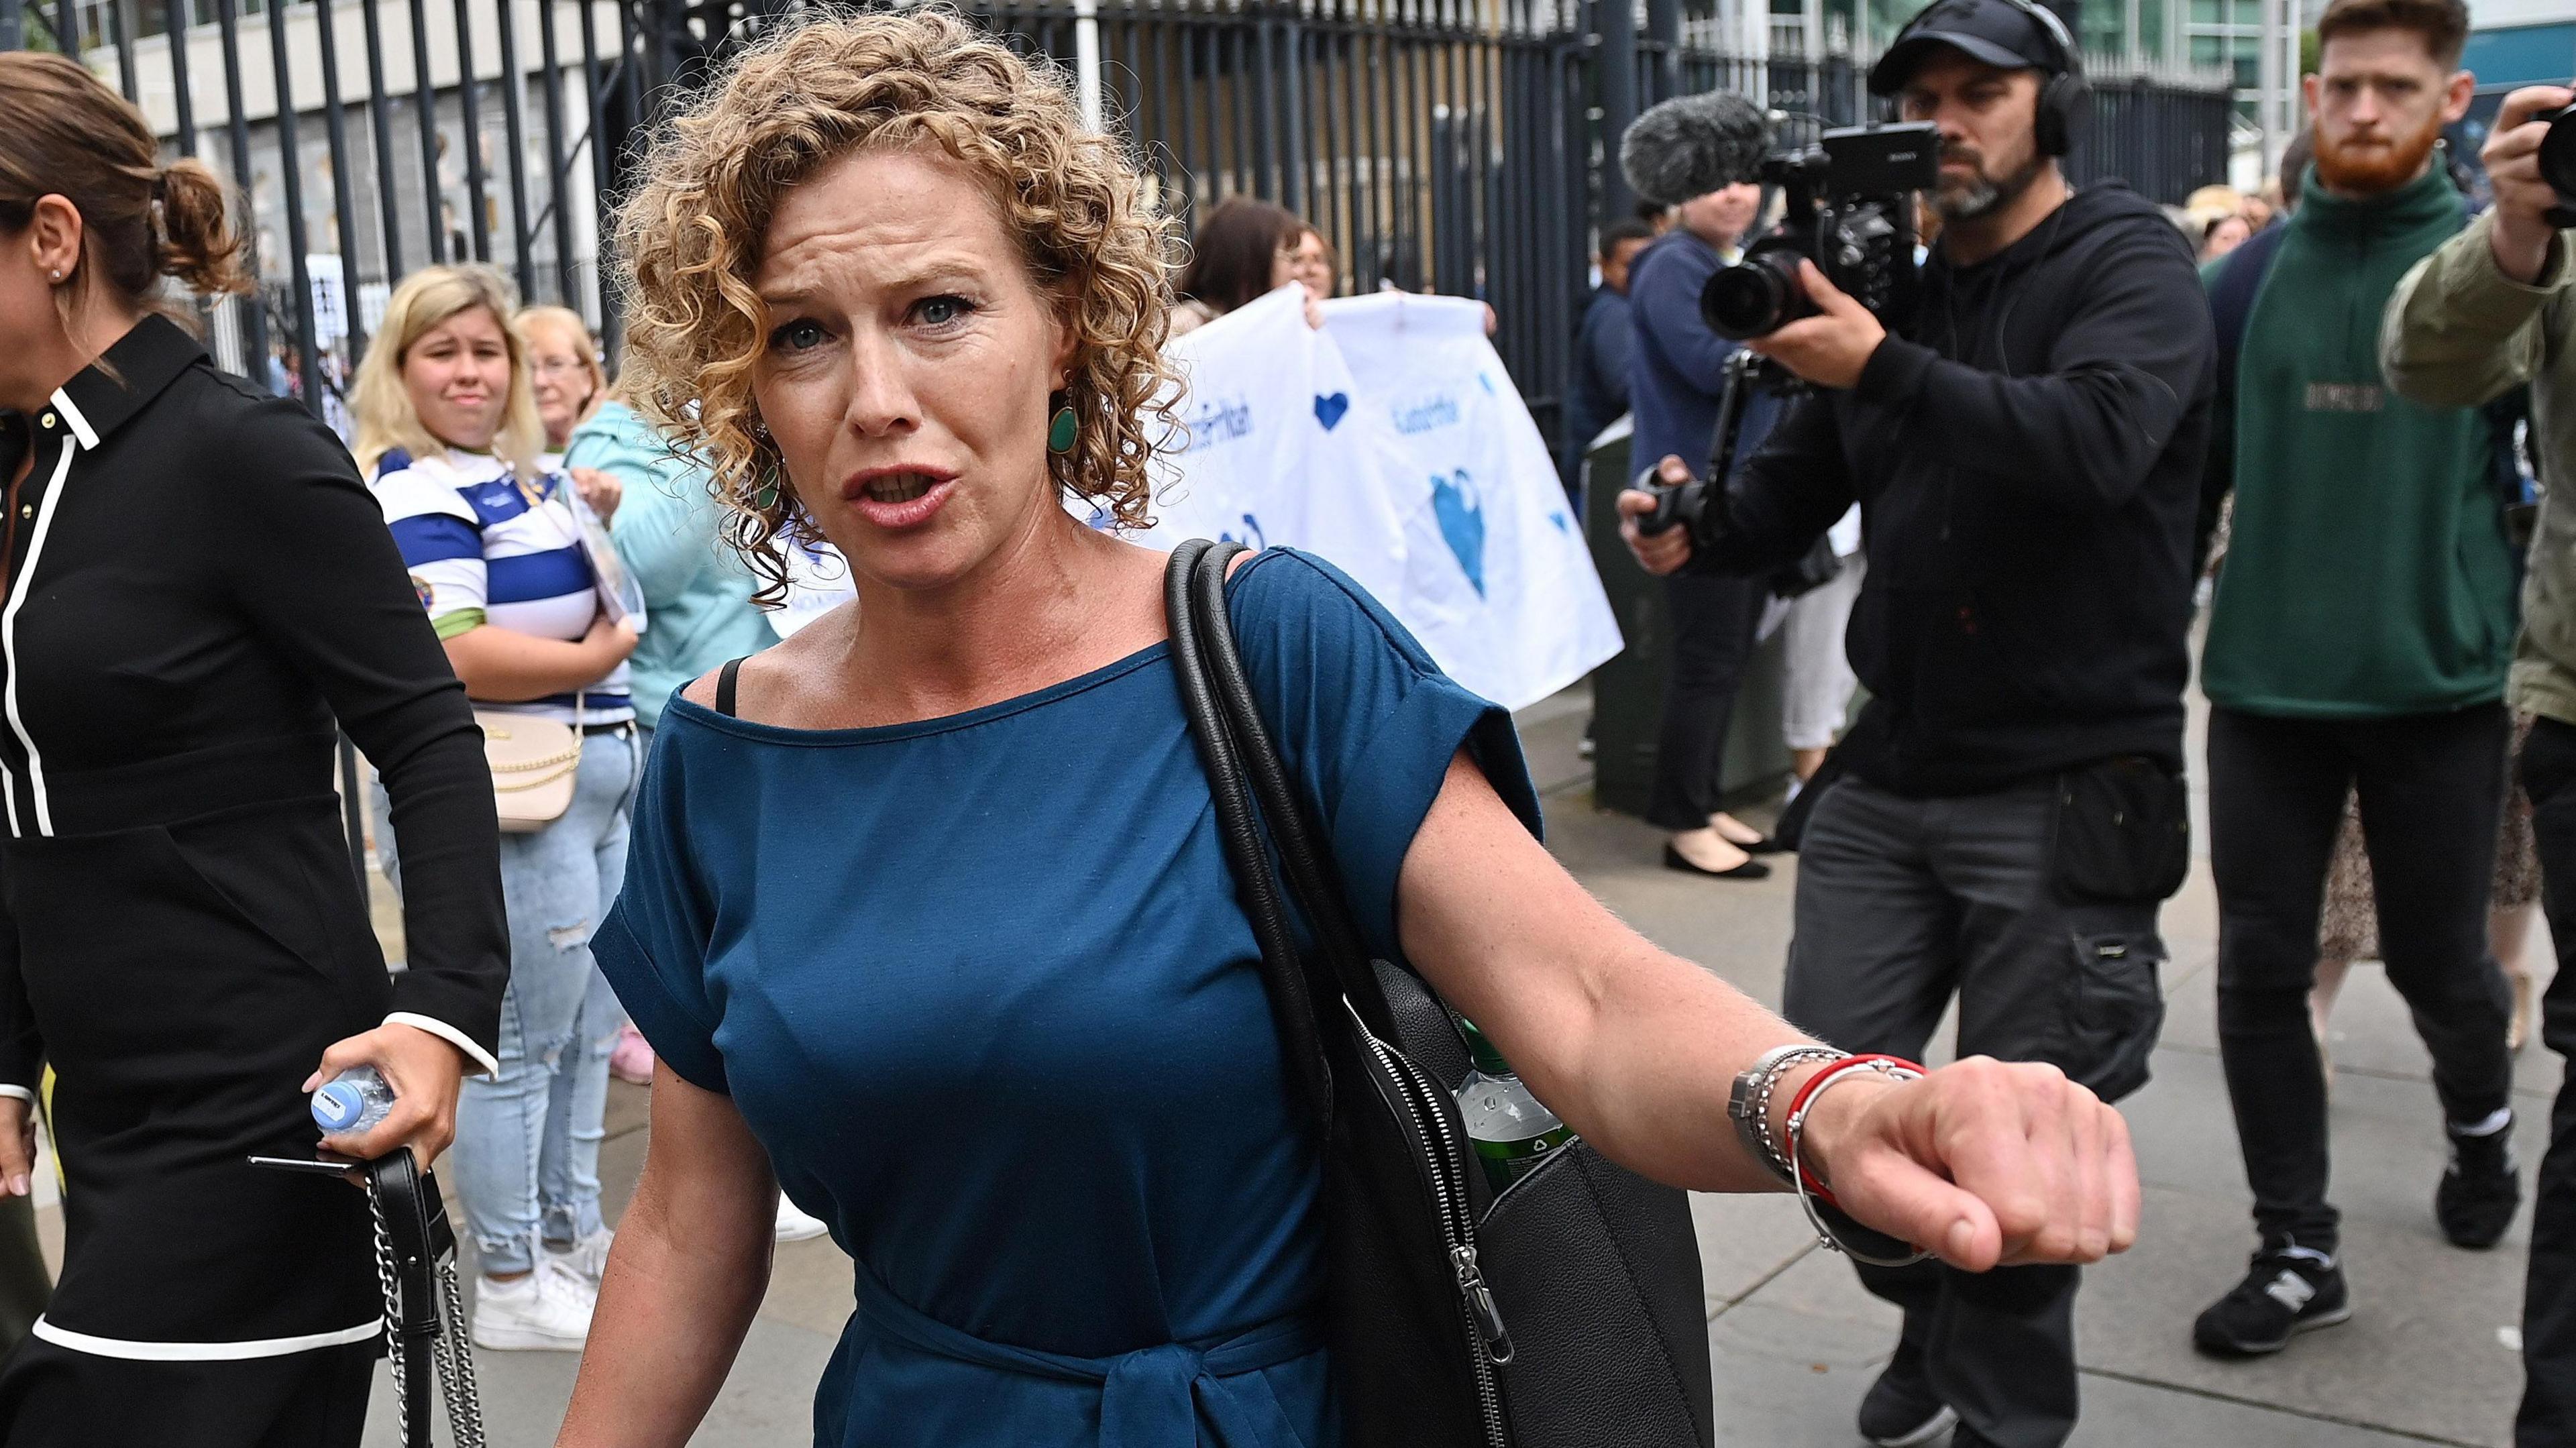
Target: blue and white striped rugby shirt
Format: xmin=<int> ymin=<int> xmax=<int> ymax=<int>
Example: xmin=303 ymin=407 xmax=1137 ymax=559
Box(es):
xmin=374 ymin=449 xmax=634 ymax=725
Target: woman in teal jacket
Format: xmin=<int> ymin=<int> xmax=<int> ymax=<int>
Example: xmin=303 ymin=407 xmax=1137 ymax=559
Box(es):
xmin=562 ymin=398 xmax=827 ymax=1243
xmin=566 ymin=399 xmax=775 ymax=742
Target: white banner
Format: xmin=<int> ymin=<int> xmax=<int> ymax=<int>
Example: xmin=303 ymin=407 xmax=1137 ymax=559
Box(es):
xmin=1320 ymin=292 xmax=1623 ymax=710
xmin=1110 ymin=286 xmax=1623 ymax=710
xmin=769 ymin=534 xmax=857 ymax=640
xmin=1111 ymin=285 xmax=1410 ymax=608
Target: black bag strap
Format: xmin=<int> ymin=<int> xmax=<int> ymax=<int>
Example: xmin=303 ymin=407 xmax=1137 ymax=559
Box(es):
xmin=1171 ymin=542 xmax=1445 ymax=1122
xmin=1179 ymin=544 xmax=1377 ymax=985
xmin=1167 ymin=541 xmax=1335 ymax=1129
xmin=715 ymin=656 xmax=747 ymax=718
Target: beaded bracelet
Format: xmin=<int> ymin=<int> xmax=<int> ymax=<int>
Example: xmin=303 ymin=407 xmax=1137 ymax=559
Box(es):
xmin=1730 ymin=1044 xmax=1847 ymax=1187
xmin=1784 ymin=1054 xmax=1935 ymax=1268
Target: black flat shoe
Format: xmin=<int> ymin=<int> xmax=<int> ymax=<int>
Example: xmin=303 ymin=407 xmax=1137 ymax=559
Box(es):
xmin=1709 ymin=822 xmax=1787 ymax=854
xmin=1663 ymin=843 xmax=1772 ymax=880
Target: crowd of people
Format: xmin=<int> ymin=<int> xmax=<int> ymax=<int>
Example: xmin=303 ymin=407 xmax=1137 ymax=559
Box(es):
xmin=1607 ymin=0 xmax=2576 ymax=1443
xmin=0 ymin=0 xmax=2567 ymax=1440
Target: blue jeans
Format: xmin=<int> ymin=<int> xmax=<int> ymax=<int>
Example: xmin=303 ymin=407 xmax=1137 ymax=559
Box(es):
xmin=378 ymin=725 xmax=640 ymax=1274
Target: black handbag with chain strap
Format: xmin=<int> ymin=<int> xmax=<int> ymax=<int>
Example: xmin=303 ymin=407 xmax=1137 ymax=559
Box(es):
xmin=1165 ymin=539 xmax=1713 ymax=1448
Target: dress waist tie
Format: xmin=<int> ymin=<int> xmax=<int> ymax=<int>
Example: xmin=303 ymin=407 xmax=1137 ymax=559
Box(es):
xmin=853 ymin=1267 xmax=1323 ymax=1448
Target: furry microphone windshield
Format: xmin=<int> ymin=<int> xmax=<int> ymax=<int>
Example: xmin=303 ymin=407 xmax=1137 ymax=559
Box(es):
xmin=1619 ymin=91 xmax=1773 ymax=207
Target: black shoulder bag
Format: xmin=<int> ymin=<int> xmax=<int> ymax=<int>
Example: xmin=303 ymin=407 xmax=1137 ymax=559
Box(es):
xmin=1166 ymin=540 xmax=1713 ymax=1448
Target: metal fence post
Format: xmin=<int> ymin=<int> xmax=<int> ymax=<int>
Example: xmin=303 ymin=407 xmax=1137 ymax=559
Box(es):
xmin=1596 ymin=0 xmax=1636 ymax=229
xmin=1644 ymin=0 xmax=1675 ymax=105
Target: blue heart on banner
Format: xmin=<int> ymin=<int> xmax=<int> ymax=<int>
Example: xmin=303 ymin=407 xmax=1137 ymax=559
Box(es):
xmin=1220 ymin=513 xmax=1268 ymax=550
xmin=1313 ymin=393 xmax=1349 ymax=431
xmin=1432 ymin=470 xmax=1487 ymax=598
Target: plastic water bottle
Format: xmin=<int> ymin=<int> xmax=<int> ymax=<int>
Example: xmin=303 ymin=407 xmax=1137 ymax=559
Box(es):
xmin=312 ymin=1066 xmax=395 ymax=1136
xmin=1454 ymin=1021 xmax=1572 ymax=1196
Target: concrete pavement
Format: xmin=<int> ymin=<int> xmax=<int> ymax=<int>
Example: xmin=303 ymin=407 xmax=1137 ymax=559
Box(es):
xmin=297 ymin=683 xmax=2553 ymax=1445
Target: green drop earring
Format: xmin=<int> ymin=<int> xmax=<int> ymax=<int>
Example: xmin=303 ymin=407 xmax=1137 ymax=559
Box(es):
xmin=1047 ymin=400 xmax=1079 ymax=455
xmin=749 ymin=417 xmax=781 ymax=510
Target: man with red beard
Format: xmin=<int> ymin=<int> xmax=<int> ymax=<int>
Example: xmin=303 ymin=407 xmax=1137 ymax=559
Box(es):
xmin=2194 ymin=0 xmax=2518 ymax=1359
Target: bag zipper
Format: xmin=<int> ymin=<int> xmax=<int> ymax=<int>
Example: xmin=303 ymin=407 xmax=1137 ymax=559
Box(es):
xmin=1348 ymin=1001 xmax=1513 ymax=1448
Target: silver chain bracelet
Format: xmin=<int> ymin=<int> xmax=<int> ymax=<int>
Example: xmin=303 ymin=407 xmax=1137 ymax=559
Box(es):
xmin=1728 ymin=1043 xmax=1846 ymax=1187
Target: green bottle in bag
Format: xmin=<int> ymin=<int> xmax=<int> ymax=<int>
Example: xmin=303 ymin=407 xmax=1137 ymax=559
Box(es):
xmin=1455 ymin=1019 xmax=1574 ymax=1195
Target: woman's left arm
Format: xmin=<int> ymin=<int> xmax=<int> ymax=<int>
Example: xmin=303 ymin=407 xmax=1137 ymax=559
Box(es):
xmin=1401 ymin=750 xmax=2139 ymax=1272
xmin=217 ymin=399 xmax=510 ymax=1167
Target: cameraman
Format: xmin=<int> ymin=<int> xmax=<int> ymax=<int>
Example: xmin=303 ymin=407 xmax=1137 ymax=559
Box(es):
xmin=1617 ymin=2 xmax=2214 ymax=1444
xmin=2381 ymin=81 xmax=2576 ymax=1448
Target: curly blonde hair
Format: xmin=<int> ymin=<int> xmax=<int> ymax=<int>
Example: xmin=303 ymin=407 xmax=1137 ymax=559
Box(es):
xmin=612 ymin=9 xmax=1177 ymax=605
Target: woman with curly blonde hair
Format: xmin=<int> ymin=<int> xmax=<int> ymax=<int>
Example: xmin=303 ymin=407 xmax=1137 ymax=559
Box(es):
xmin=567 ymin=11 xmax=2143 ymax=1447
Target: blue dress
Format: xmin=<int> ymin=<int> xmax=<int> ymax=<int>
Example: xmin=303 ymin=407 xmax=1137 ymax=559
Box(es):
xmin=593 ymin=550 xmax=1541 ymax=1448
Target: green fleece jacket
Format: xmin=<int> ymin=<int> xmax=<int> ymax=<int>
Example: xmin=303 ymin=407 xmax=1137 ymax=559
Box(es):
xmin=2384 ymin=210 xmax=2576 ymax=726
xmin=2202 ymin=166 xmax=2515 ymax=718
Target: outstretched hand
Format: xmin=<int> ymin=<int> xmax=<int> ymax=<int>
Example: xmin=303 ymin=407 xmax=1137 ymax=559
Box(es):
xmin=1795 ymin=1056 xmax=2139 ymax=1271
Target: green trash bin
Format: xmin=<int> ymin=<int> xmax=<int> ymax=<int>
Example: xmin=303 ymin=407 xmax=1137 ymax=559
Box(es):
xmin=1581 ymin=423 xmax=1789 ymax=820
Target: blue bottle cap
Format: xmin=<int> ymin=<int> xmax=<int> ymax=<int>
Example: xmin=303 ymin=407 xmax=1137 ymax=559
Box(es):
xmin=313 ymin=1081 xmax=367 ymax=1133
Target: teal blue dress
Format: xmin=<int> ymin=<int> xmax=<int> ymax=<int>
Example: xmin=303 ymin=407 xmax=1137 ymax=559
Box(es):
xmin=593 ymin=549 xmax=1540 ymax=1448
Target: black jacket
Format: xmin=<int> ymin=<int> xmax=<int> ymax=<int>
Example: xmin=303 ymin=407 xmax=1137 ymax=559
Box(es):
xmin=0 ymin=316 xmax=506 ymax=1345
xmin=1700 ymin=183 xmax=2216 ymax=795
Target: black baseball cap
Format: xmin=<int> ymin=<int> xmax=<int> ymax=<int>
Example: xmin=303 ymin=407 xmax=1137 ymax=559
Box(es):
xmin=1868 ymin=0 xmax=2072 ymax=95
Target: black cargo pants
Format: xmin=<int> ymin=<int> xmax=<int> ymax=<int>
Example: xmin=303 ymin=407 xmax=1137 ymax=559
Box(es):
xmin=1783 ymin=771 xmax=2172 ymax=1448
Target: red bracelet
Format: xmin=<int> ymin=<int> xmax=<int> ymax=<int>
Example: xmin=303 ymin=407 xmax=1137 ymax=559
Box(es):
xmin=1782 ymin=1053 xmax=1927 ymax=1205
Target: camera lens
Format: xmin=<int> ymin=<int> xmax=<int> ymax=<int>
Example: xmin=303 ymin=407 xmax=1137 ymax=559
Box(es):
xmin=1703 ymin=255 xmax=1801 ymax=341
xmin=2540 ymin=104 xmax=2576 ymax=210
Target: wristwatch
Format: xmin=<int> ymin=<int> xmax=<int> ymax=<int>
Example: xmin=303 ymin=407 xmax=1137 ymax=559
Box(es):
xmin=1728 ymin=1043 xmax=1845 ymax=1187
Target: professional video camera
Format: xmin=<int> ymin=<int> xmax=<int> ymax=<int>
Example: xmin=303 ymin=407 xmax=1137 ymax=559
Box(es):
xmin=1619 ymin=111 xmax=1939 ymax=542
xmin=1701 ymin=122 xmax=1941 ymax=341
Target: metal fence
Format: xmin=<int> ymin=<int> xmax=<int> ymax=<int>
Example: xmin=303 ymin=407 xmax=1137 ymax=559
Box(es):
xmin=4 ymin=0 xmax=2234 ymax=451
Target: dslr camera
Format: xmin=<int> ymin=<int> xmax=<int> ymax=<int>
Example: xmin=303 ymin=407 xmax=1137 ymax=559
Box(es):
xmin=2538 ymin=101 xmax=2576 ymax=225
xmin=1701 ymin=121 xmax=1941 ymax=341
xmin=1639 ymin=122 xmax=1939 ymax=542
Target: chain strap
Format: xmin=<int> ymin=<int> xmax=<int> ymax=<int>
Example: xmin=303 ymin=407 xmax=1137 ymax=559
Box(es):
xmin=366 ymin=1173 xmax=488 ymax=1447
xmin=366 ymin=1186 xmax=412 ymax=1431
xmin=431 ymin=1258 xmax=489 ymax=1448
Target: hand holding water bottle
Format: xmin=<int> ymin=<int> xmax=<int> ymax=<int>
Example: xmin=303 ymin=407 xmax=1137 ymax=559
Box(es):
xmin=312 ymin=1066 xmax=396 ymax=1136
xmin=303 ymin=1021 xmax=481 ymax=1168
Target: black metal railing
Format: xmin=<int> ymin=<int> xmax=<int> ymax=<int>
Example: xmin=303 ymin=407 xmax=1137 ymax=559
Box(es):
xmin=8 ymin=0 xmax=2235 ymax=454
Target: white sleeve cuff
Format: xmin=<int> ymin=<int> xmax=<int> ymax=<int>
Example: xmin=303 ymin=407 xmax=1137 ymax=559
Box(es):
xmin=383 ymin=1013 xmax=501 ymax=1078
xmin=0 ymin=1086 xmax=32 ymax=1104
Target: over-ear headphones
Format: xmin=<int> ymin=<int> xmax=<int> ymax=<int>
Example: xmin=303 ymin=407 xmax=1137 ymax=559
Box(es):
xmin=1888 ymin=0 xmax=2092 ymax=157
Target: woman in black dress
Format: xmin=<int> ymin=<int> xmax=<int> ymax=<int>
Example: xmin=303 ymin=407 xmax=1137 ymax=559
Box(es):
xmin=0 ymin=54 xmax=506 ymax=1445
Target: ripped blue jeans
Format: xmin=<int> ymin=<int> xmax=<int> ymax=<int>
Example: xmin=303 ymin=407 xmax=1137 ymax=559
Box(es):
xmin=382 ymin=726 xmax=639 ymax=1275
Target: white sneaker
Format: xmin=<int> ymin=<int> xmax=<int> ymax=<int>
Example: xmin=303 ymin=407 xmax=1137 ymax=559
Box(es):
xmin=775 ymin=1196 xmax=830 ymax=1243
xmin=470 ymin=1257 xmax=596 ymax=1351
xmin=543 ymin=1226 xmax=616 ymax=1287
